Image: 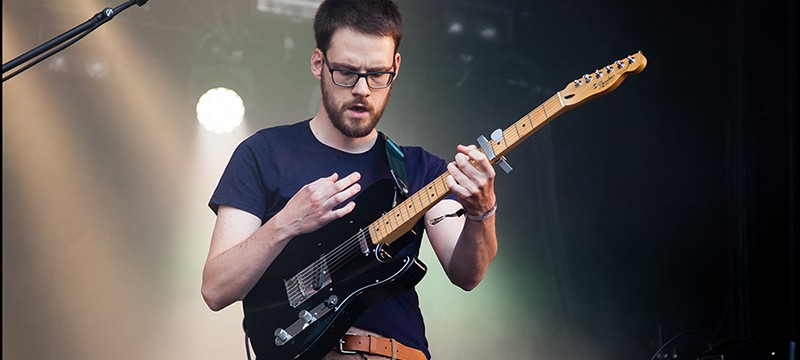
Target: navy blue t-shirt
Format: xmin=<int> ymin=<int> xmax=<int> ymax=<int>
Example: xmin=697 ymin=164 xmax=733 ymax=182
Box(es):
xmin=209 ymin=120 xmax=448 ymax=359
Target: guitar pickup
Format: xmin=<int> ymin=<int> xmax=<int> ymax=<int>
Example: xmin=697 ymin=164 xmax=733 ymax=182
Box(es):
xmin=285 ymin=255 xmax=332 ymax=308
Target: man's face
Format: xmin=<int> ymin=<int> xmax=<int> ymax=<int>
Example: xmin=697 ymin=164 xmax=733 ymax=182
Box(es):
xmin=316 ymin=27 xmax=400 ymax=138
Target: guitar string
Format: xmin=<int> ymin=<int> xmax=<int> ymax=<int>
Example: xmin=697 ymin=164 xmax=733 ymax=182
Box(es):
xmin=287 ymin=221 xmax=386 ymax=299
xmin=289 ymin=189 xmax=438 ymax=299
xmin=286 ymin=229 xmax=364 ymax=298
xmin=289 ymin=192 xmax=404 ymax=294
xmin=286 ymin=196 xmax=422 ymax=299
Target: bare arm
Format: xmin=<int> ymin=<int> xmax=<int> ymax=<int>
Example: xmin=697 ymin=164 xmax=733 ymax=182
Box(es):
xmin=424 ymin=145 xmax=498 ymax=291
xmin=201 ymin=172 xmax=362 ymax=311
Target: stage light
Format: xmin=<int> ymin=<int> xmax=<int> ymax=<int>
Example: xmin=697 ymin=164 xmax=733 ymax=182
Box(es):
xmin=84 ymin=56 xmax=111 ymax=79
xmin=444 ymin=4 xmax=513 ymax=45
xmin=47 ymin=55 xmax=69 ymax=73
xmin=255 ymin=0 xmax=322 ymax=20
xmin=196 ymin=87 xmax=245 ymax=134
xmin=478 ymin=26 xmax=499 ymax=41
xmin=447 ymin=22 xmax=464 ymax=35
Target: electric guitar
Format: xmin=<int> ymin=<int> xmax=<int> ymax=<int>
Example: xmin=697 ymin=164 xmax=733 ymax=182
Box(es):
xmin=244 ymin=52 xmax=648 ymax=359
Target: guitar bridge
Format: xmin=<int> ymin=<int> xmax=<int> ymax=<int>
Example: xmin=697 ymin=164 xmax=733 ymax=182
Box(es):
xmin=285 ymin=254 xmax=332 ymax=308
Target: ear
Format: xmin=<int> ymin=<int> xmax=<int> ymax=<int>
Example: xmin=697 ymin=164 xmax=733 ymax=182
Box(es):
xmin=393 ymin=52 xmax=402 ymax=81
xmin=310 ymin=48 xmax=324 ymax=80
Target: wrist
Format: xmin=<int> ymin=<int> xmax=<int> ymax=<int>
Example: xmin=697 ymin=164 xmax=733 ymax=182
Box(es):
xmin=464 ymin=203 xmax=497 ymax=221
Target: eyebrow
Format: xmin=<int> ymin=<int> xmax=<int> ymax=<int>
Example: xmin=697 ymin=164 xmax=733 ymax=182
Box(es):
xmin=328 ymin=59 xmax=394 ymax=73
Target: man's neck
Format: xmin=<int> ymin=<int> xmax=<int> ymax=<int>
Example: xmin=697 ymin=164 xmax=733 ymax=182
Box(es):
xmin=309 ymin=115 xmax=378 ymax=154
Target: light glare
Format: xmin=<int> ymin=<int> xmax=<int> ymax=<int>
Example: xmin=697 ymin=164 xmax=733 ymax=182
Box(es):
xmin=196 ymin=87 xmax=245 ymax=134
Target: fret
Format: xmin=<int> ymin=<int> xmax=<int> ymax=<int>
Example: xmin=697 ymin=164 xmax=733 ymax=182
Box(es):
xmin=383 ymin=212 xmax=394 ymax=232
xmin=423 ymin=183 xmax=436 ymax=205
xmin=525 ymin=112 xmax=535 ymax=134
xmin=391 ymin=207 xmax=403 ymax=226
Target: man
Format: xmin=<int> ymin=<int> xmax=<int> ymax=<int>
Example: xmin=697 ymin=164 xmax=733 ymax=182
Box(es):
xmin=201 ymin=0 xmax=498 ymax=358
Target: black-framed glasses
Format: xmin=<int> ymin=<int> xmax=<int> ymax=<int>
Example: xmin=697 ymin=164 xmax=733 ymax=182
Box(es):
xmin=323 ymin=53 xmax=396 ymax=89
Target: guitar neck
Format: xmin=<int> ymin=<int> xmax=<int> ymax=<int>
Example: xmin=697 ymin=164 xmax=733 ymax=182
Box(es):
xmin=368 ymin=93 xmax=566 ymax=246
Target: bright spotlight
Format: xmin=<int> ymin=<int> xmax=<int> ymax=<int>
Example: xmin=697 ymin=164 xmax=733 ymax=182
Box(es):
xmin=196 ymin=87 xmax=245 ymax=134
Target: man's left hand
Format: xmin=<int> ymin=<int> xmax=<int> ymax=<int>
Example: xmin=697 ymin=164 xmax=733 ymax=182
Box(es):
xmin=445 ymin=144 xmax=497 ymax=217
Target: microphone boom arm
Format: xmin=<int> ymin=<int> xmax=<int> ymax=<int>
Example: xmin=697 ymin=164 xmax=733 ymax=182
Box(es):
xmin=2 ymin=0 xmax=148 ymax=82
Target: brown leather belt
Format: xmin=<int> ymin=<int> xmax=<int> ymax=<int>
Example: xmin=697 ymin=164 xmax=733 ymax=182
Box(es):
xmin=338 ymin=334 xmax=426 ymax=360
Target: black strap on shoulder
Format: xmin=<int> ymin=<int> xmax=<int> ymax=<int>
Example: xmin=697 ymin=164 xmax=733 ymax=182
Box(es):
xmin=381 ymin=132 xmax=410 ymax=197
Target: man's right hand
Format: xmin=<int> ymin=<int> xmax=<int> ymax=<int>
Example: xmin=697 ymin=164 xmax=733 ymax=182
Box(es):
xmin=273 ymin=172 xmax=362 ymax=237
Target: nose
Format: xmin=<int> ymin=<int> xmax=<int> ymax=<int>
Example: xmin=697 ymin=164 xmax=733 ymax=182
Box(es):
xmin=351 ymin=76 xmax=371 ymax=97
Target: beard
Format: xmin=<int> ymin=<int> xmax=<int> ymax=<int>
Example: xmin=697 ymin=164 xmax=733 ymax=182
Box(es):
xmin=321 ymin=81 xmax=391 ymax=138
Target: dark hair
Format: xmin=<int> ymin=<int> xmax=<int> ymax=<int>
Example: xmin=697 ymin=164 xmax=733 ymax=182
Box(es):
xmin=313 ymin=0 xmax=403 ymax=53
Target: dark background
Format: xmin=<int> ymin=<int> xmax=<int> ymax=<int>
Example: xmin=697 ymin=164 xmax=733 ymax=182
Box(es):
xmin=3 ymin=0 xmax=796 ymax=359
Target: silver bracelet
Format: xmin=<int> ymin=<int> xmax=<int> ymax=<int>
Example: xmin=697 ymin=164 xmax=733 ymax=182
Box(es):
xmin=464 ymin=203 xmax=497 ymax=221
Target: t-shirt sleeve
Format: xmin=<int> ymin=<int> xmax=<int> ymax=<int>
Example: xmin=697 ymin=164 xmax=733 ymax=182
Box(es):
xmin=208 ymin=138 xmax=270 ymax=223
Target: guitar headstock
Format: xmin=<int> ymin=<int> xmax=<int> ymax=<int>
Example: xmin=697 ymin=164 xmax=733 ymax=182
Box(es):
xmin=559 ymin=51 xmax=647 ymax=108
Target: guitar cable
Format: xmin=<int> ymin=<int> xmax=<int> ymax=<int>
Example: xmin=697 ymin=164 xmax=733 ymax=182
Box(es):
xmin=244 ymin=319 xmax=253 ymax=360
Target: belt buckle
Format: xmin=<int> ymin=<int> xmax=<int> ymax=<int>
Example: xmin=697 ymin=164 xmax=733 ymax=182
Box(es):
xmin=338 ymin=333 xmax=358 ymax=355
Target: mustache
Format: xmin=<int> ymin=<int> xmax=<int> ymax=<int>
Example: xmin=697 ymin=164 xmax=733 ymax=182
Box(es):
xmin=342 ymin=98 xmax=373 ymax=112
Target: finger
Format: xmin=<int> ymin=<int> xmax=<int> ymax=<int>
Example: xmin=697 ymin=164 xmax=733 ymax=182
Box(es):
xmin=453 ymin=152 xmax=488 ymax=181
xmin=448 ymin=162 xmax=478 ymax=195
xmin=330 ymin=201 xmax=357 ymax=219
xmin=455 ymin=144 xmax=495 ymax=176
xmin=467 ymin=148 xmax=495 ymax=173
xmin=326 ymin=182 xmax=362 ymax=208
xmin=333 ymin=172 xmax=361 ymax=192
xmin=456 ymin=144 xmax=477 ymax=155
xmin=454 ymin=152 xmax=471 ymax=167
xmin=306 ymin=172 xmax=339 ymax=195
xmin=445 ymin=174 xmax=471 ymax=199
xmin=326 ymin=172 xmax=339 ymax=182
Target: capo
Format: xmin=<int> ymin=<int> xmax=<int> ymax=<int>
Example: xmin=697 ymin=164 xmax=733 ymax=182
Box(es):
xmin=477 ymin=130 xmax=513 ymax=174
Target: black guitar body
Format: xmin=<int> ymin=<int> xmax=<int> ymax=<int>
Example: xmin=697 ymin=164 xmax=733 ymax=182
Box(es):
xmin=243 ymin=179 xmax=428 ymax=359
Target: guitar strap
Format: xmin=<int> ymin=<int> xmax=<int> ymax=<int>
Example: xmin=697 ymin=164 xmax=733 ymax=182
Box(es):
xmin=382 ymin=132 xmax=410 ymax=198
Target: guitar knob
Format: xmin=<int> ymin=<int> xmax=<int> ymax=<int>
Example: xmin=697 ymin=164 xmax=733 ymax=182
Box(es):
xmin=299 ymin=310 xmax=316 ymax=323
xmin=324 ymin=295 xmax=339 ymax=309
xmin=274 ymin=328 xmax=292 ymax=342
